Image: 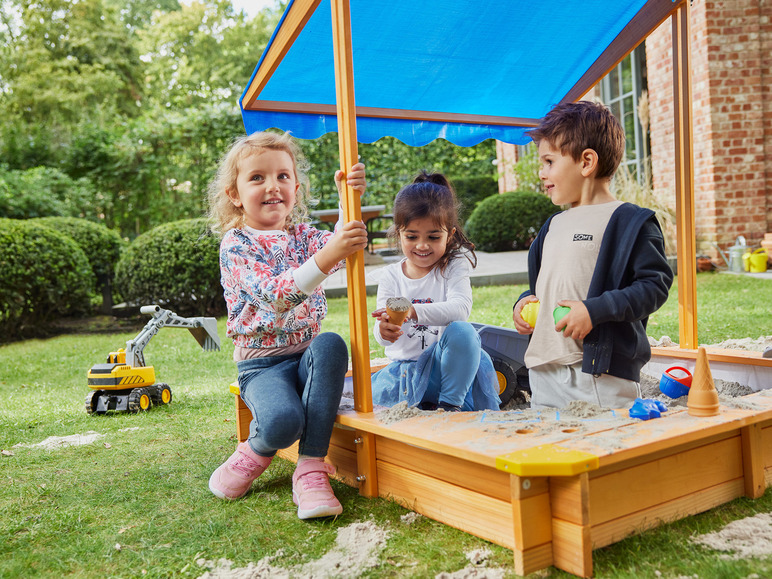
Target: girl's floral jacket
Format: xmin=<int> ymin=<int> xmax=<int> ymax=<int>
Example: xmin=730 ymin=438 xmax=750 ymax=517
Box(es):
xmin=220 ymin=224 xmax=341 ymax=350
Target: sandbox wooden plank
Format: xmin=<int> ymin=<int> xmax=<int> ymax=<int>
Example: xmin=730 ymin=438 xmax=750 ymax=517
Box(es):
xmin=375 ymin=436 xmax=511 ymax=501
xmin=587 ymin=435 xmax=743 ymax=524
xmin=339 ymin=398 xmax=772 ymax=472
xmin=591 ymin=478 xmax=746 ymax=548
xmin=376 ymin=459 xmax=515 ymax=549
xmin=336 ymin=408 xmax=631 ymax=465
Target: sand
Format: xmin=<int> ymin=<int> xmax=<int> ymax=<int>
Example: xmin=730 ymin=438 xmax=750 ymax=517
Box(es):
xmin=196 ymin=521 xmax=389 ymax=579
xmin=691 ymin=512 xmax=772 ymax=560
xmin=12 ymin=431 xmax=104 ymax=450
xmin=194 ymin=519 xmax=506 ymax=579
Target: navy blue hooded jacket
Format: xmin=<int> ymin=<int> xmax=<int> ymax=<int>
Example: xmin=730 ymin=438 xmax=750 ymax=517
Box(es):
xmin=518 ymin=202 xmax=674 ymax=382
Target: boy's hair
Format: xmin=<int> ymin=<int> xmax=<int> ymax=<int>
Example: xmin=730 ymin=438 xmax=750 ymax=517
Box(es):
xmin=207 ymin=131 xmax=311 ymax=234
xmin=390 ymin=170 xmax=477 ymax=272
xmin=527 ymin=101 xmax=625 ymax=180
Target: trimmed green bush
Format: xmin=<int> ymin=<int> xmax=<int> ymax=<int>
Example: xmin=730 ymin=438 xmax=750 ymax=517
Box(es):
xmin=465 ymin=190 xmax=558 ymax=252
xmin=115 ymin=218 xmax=224 ymax=317
xmin=452 ymin=176 xmax=499 ymax=226
xmin=0 ymin=218 xmax=95 ymax=341
xmin=33 ymin=217 xmax=125 ymax=283
xmin=34 ymin=217 xmax=125 ymax=313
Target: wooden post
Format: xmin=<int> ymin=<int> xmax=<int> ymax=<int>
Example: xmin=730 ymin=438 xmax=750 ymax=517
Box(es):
xmin=741 ymin=423 xmax=765 ymax=499
xmin=330 ymin=0 xmax=377 ymax=498
xmin=550 ymin=473 xmax=593 ymax=578
xmin=672 ymin=2 xmax=698 ymax=348
xmin=330 ymin=0 xmax=372 ymax=414
xmin=510 ymin=475 xmax=553 ymax=576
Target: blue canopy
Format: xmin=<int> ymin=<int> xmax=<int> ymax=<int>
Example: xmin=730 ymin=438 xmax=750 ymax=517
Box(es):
xmin=239 ymin=0 xmax=701 ymax=356
xmin=240 ymin=0 xmax=680 ymax=146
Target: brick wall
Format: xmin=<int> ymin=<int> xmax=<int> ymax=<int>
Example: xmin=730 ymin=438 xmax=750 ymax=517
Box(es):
xmin=648 ymin=0 xmax=772 ymax=258
xmin=496 ymin=141 xmax=519 ymax=193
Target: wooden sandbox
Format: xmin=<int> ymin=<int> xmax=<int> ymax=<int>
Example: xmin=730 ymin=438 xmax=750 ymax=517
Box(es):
xmin=231 ymin=349 xmax=772 ymax=577
xmin=229 ymin=2 xmax=771 ymax=575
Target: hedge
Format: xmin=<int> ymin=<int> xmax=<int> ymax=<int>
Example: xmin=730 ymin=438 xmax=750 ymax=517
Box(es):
xmin=465 ymin=190 xmax=558 ymax=252
xmin=0 ymin=218 xmax=94 ymax=341
xmin=114 ymin=218 xmax=224 ymax=317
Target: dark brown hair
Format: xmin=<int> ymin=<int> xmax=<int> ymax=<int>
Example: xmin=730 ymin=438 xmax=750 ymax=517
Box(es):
xmin=527 ymin=101 xmax=625 ymax=179
xmin=390 ymin=171 xmax=477 ymax=272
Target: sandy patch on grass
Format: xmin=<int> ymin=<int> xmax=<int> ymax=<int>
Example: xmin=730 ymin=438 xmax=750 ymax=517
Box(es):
xmin=692 ymin=512 xmax=772 ymax=559
xmin=196 ymin=520 xmax=389 ymax=579
xmin=13 ymin=431 xmax=104 ymax=450
xmin=435 ymin=548 xmax=505 ymax=579
xmin=196 ymin=520 xmax=505 ymax=579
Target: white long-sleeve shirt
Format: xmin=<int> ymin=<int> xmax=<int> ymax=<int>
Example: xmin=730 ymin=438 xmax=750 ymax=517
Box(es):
xmin=373 ymin=254 xmax=473 ymax=361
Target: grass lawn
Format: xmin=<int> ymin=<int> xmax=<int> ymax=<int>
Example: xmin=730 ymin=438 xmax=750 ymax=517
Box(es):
xmin=1 ymin=271 xmax=771 ymax=577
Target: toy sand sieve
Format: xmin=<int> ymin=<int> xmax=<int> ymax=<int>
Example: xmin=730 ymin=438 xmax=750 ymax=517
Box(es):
xmin=386 ymin=297 xmax=410 ymax=326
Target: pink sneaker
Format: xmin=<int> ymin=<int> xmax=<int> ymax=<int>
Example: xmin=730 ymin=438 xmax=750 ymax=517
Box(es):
xmin=292 ymin=460 xmax=343 ymax=519
xmin=209 ymin=442 xmax=272 ymax=500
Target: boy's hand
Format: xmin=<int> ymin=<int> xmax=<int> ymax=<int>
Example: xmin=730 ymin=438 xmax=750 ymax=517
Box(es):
xmin=372 ymin=309 xmax=404 ymax=343
xmin=513 ymin=296 xmax=537 ymax=335
xmin=554 ymin=300 xmax=593 ymax=340
xmin=335 ymin=162 xmax=367 ymax=197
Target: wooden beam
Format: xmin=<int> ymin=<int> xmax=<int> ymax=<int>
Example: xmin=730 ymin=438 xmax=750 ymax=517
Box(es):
xmin=330 ymin=0 xmax=377 ymax=497
xmin=241 ymin=0 xmax=321 ymax=109
xmin=510 ymin=475 xmax=553 ymax=576
xmin=672 ymin=2 xmax=698 ymax=348
xmin=741 ymin=423 xmax=766 ymax=499
xmin=244 ymin=100 xmax=540 ymax=128
xmin=651 ymin=346 xmax=772 ymax=368
xmin=563 ymin=0 xmax=686 ymax=102
xmin=551 ymin=473 xmax=593 ymax=578
xmin=354 ymin=430 xmax=378 ymax=497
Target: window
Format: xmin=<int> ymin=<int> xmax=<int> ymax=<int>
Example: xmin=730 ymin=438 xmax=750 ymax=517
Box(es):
xmin=600 ymin=45 xmax=649 ymax=181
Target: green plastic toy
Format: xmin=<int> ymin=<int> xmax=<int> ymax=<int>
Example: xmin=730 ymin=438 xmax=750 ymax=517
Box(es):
xmin=553 ymin=306 xmax=571 ymax=324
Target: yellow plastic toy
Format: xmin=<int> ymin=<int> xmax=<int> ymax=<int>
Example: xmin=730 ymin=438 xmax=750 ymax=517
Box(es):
xmin=521 ymin=300 xmax=540 ymax=328
xmin=743 ymin=248 xmax=769 ymax=273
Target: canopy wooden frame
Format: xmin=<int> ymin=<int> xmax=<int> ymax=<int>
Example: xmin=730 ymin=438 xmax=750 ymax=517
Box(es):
xmin=236 ymin=1 xmax=772 ymax=576
xmin=240 ymin=0 xmax=705 ymax=406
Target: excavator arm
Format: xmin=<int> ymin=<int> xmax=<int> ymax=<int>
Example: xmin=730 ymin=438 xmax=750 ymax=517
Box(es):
xmin=125 ymin=305 xmax=221 ymax=368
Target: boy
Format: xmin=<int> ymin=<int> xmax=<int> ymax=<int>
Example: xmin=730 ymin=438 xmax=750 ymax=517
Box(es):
xmin=513 ymin=101 xmax=673 ymax=409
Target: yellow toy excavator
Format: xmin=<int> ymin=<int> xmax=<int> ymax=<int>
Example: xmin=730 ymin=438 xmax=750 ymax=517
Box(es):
xmin=86 ymin=305 xmax=221 ymax=414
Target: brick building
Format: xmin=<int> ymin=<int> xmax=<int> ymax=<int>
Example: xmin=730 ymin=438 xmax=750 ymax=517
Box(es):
xmin=497 ymin=0 xmax=772 ymax=260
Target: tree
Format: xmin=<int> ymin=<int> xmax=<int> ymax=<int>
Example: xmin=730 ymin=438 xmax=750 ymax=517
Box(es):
xmin=300 ymin=134 xmax=497 ymax=210
xmin=1 ymin=0 xmax=144 ymax=126
xmin=137 ymin=0 xmax=276 ymax=110
xmin=0 ymin=0 xmax=145 ymax=168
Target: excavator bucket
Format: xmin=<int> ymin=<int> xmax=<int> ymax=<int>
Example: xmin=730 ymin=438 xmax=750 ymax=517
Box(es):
xmin=188 ymin=317 xmax=221 ymax=351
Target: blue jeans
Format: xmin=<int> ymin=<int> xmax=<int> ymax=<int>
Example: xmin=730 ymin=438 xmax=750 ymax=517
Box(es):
xmin=237 ymin=333 xmax=348 ymax=458
xmin=371 ymin=321 xmax=500 ymax=411
xmin=422 ymin=321 xmax=483 ymax=409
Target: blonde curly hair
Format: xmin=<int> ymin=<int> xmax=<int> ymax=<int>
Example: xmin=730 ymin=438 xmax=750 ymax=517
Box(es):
xmin=207 ymin=131 xmax=311 ymax=234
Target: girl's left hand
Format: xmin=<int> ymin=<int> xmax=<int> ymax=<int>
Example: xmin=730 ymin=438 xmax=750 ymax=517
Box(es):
xmin=372 ymin=310 xmax=403 ymax=343
xmin=335 ymin=163 xmax=367 ymax=197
